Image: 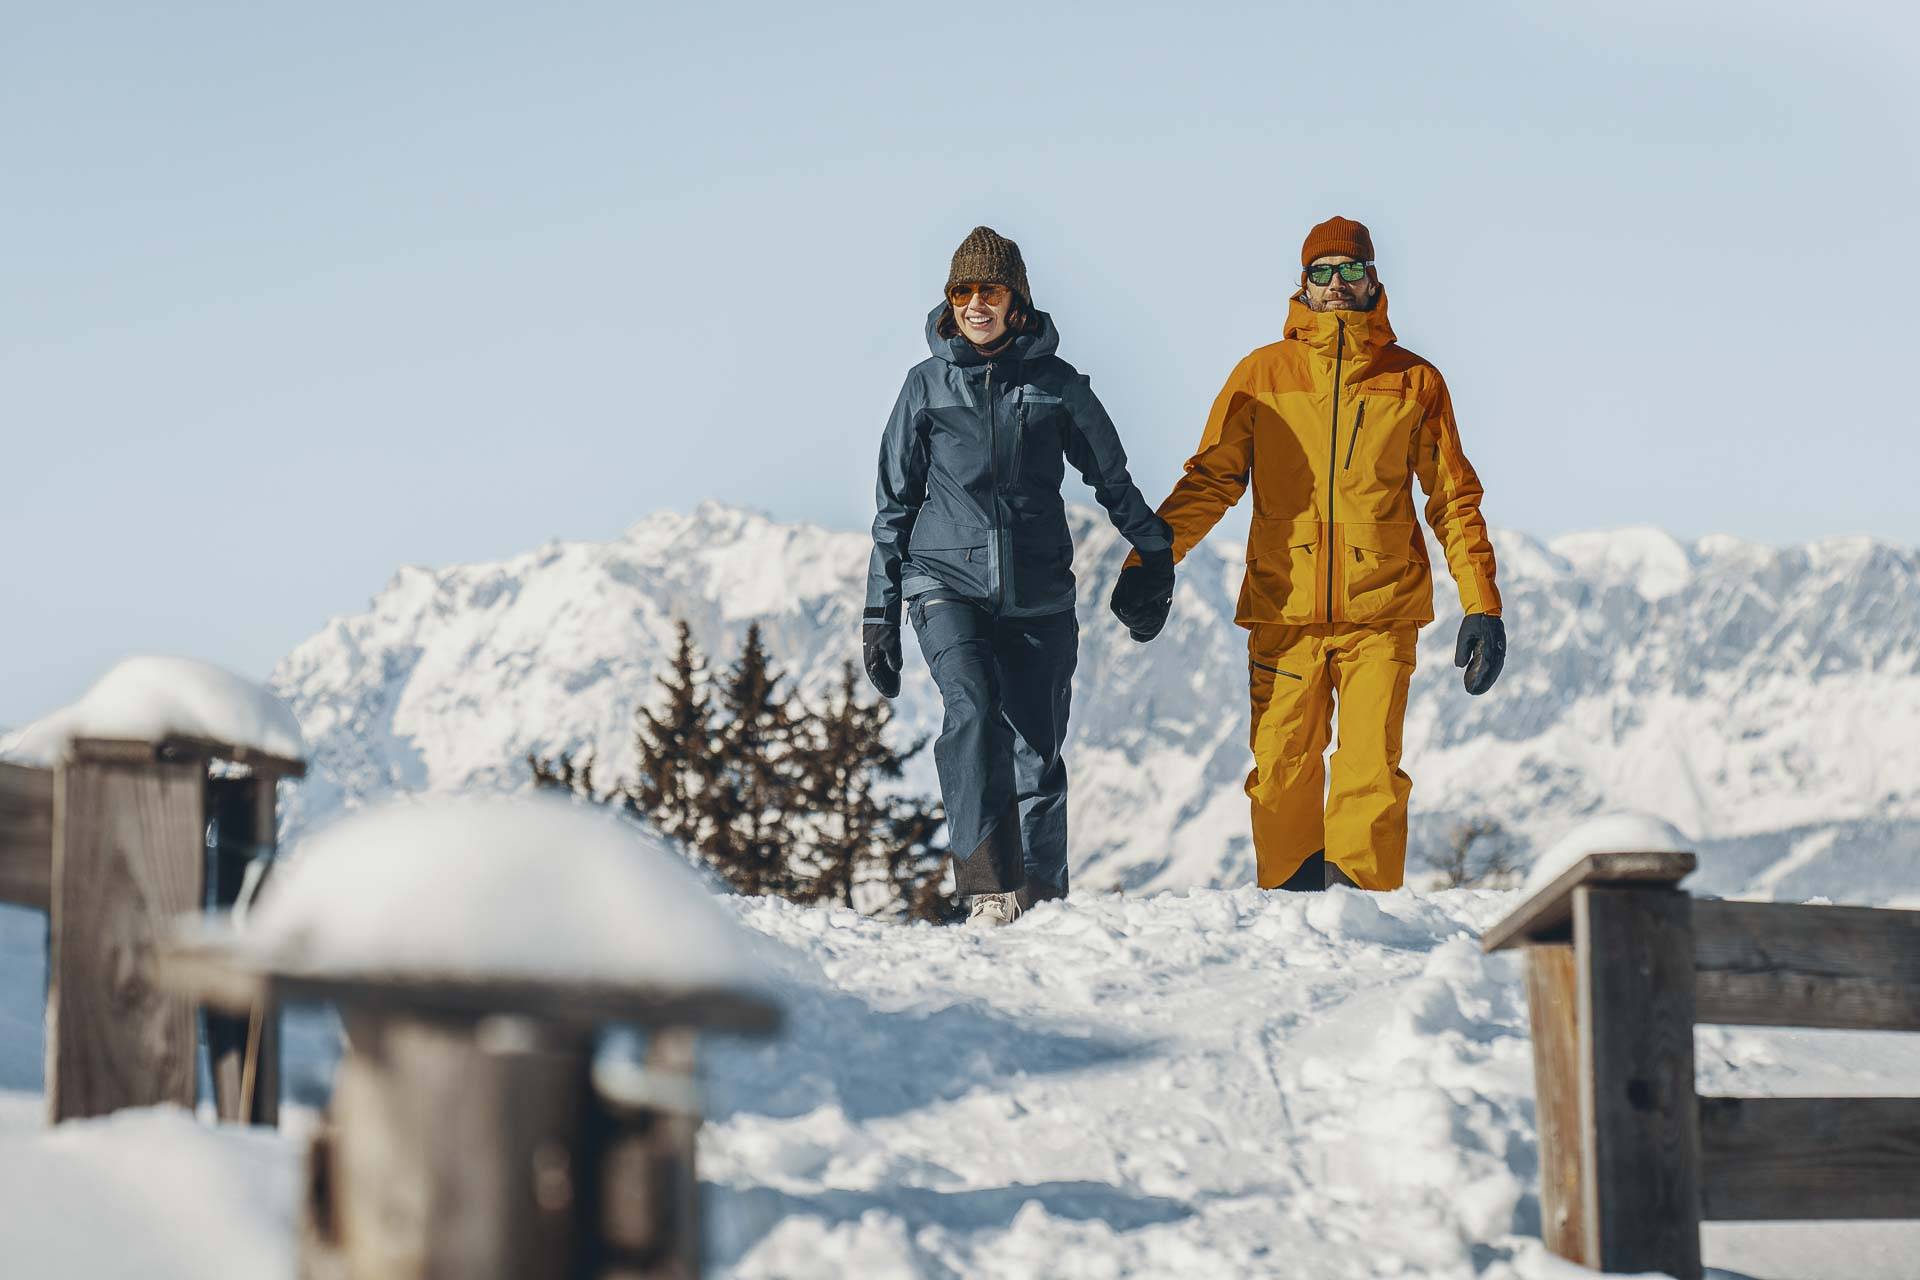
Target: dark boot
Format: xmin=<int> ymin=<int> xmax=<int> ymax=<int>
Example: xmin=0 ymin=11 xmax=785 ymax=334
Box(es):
xmin=1324 ymin=860 xmax=1359 ymax=890
xmin=1275 ymin=850 xmax=1327 ymax=892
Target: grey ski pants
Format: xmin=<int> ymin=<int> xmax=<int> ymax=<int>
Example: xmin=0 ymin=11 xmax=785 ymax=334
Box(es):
xmin=908 ymin=592 xmax=1078 ymax=898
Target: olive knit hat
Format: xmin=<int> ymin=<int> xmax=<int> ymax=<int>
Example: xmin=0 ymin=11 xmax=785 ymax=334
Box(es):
xmin=946 ymin=226 xmax=1032 ymax=305
xmin=1301 ymin=215 xmax=1375 ymax=267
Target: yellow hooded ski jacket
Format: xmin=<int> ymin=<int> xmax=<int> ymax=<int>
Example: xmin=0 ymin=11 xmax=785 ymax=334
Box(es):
xmin=1157 ymin=289 xmax=1500 ymax=627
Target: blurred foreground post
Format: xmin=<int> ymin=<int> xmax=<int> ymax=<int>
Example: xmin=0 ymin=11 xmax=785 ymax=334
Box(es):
xmin=1487 ymin=850 xmax=1920 ymax=1280
xmin=162 ymin=796 xmax=781 ymax=1280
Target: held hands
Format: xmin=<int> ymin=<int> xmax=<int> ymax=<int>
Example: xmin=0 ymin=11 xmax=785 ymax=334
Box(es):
xmin=863 ymin=622 xmax=902 ymax=699
xmin=1455 ymin=613 xmax=1506 ymax=695
xmin=1109 ymin=547 xmax=1176 ymax=643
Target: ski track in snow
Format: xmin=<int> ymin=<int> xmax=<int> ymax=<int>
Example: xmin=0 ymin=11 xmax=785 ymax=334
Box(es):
xmin=8 ymin=887 xmax=1920 ymax=1278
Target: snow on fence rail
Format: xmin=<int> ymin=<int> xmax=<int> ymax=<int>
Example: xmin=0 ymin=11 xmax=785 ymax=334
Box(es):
xmin=0 ymin=732 xmax=304 ymax=1125
xmin=1485 ymin=850 xmax=1920 ymax=1280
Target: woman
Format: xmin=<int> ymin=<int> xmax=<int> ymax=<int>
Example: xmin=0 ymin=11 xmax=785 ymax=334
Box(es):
xmin=862 ymin=226 xmax=1175 ymax=925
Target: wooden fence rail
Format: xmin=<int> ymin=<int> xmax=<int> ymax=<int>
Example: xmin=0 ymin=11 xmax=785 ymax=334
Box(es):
xmin=0 ymin=736 xmax=303 ymax=1126
xmin=1486 ymin=851 xmax=1920 ymax=1279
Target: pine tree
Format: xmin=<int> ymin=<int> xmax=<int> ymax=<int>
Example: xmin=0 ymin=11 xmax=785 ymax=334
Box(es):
xmin=527 ymin=751 xmax=598 ymax=801
xmin=699 ymin=623 xmax=806 ymax=897
xmin=791 ymin=660 xmax=950 ymax=917
xmin=626 ymin=621 xmax=713 ymax=846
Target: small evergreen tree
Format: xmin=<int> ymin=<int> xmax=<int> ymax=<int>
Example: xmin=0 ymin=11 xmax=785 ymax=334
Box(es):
xmin=528 ymin=751 xmax=598 ymax=800
xmin=699 ymin=623 xmax=806 ymax=897
xmin=626 ymin=620 xmax=713 ymax=846
xmin=791 ymin=661 xmax=947 ymax=914
xmin=1431 ymin=815 xmax=1519 ymax=888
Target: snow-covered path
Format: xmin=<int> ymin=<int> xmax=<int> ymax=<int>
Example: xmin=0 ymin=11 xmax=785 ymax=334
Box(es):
xmin=6 ymin=887 xmax=1920 ymax=1278
xmin=700 ymin=888 xmax=1920 ymax=1280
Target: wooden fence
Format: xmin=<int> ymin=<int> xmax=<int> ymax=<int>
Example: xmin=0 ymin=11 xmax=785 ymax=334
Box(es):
xmin=0 ymin=735 xmax=305 ymax=1124
xmin=1484 ymin=850 xmax=1920 ymax=1279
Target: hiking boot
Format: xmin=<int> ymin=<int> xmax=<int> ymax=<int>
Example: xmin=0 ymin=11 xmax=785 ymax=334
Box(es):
xmin=968 ymin=891 xmax=1024 ymax=927
xmin=1325 ymin=860 xmax=1359 ymax=890
xmin=1275 ymin=850 xmax=1328 ymax=892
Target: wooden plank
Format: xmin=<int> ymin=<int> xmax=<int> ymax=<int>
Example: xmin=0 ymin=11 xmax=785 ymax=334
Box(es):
xmin=327 ymin=1014 xmax=590 ymax=1280
xmin=1482 ymin=851 xmax=1698 ymax=954
xmin=0 ymin=761 xmax=54 ymax=911
xmin=1693 ymin=899 xmax=1920 ymax=1033
xmin=69 ymin=735 xmax=307 ymax=780
xmin=48 ymin=757 xmax=205 ymax=1122
xmin=594 ymin=1029 xmax=702 ymax=1278
xmin=1525 ymin=946 xmax=1589 ymax=1265
xmin=161 ymin=734 xmax=307 ymax=780
xmin=1576 ymin=886 xmax=1703 ymax=1279
xmin=244 ymin=773 xmax=281 ymax=1125
xmin=204 ymin=775 xmax=281 ymax=1126
xmin=269 ymin=973 xmax=782 ymax=1036
xmin=1699 ymin=1097 xmax=1920 ymax=1221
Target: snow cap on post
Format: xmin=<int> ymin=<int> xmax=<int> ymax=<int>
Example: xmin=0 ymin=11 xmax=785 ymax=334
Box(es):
xmin=230 ymin=794 xmax=773 ymax=1025
xmin=0 ymin=656 xmax=306 ymax=767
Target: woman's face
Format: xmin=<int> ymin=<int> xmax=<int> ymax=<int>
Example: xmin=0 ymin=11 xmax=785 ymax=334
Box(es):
xmin=948 ymin=282 xmax=1011 ymax=345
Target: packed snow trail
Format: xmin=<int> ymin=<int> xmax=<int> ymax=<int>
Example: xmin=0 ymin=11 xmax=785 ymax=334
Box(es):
xmin=6 ymin=887 xmax=1920 ymax=1277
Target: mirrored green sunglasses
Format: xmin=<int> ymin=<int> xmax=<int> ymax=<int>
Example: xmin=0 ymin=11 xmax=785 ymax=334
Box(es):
xmin=1304 ymin=261 xmax=1373 ymax=286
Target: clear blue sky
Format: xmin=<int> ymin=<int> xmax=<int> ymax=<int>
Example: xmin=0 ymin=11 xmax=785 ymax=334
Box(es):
xmin=4 ymin=1 xmax=1916 ymax=726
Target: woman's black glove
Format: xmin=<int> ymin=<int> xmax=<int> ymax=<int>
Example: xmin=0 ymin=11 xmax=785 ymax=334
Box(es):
xmin=1109 ymin=547 xmax=1176 ymax=643
xmin=863 ymin=622 xmax=902 ymax=699
xmin=1455 ymin=613 xmax=1506 ymax=695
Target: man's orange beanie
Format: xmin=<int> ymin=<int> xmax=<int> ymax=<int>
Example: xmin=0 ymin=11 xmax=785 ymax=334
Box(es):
xmin=1301 ymin=216 xmax=1375 ymax=266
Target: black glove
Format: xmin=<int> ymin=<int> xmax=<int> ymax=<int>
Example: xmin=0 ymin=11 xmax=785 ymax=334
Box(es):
xmin=863 ymin=622 xmax=902 ymax=699
xmin=1455 ymin=613 xmax=1506 ymax=696
xmin=1109 ymin=547 xmax=1176 ymax=642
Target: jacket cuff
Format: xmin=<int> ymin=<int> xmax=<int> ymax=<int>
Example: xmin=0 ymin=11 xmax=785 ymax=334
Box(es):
xmin=864 ymin=605 xmax=900 ymax=627
xmin=1129 ymin=520 xmax=1174 ymax=554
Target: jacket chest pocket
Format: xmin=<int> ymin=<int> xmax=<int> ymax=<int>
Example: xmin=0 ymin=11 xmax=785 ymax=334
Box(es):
xmin=1012 ymin=393 xmax=1066 ymax=480
xmin=1342 ymin=395 xmax=1417 ymax=491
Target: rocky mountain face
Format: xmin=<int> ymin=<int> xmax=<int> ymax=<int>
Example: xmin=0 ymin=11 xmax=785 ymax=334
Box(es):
xmin=272 ymin=503 xmax=1920 ymax=904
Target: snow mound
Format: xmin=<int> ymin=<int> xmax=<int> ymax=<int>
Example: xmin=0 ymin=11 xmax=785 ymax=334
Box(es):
xmin=0 ymin=1104 xmax=297 ymax=1280
xmin=239 ymin=793 xmax=764 ymax=990
xmin=0 ymin=656 xmax=305 ymax=766
xmin=1525 ymin=812 xmax=1694 ymax=893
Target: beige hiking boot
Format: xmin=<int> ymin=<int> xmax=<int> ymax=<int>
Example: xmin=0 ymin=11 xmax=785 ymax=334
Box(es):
xmin=967 ymin=891 xmax=1023 ymax=927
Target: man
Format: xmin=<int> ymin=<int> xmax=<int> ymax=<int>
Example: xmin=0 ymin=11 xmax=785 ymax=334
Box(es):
xmin=1111 ymin=216 xmax=1506 ymax=891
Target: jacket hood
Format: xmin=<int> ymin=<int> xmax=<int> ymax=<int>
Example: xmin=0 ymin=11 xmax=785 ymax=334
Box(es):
xmin=925 ymin=302 xmax=1061 ymax=366
xmin=1283 ymin=287 xmax=1397 ymax=361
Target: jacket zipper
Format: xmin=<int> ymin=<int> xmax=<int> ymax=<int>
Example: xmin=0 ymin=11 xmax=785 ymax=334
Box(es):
xmin=985 ymin=364 xmax=1007 ymax=613
xmin=1327 ymin=318 xmax=1345 ymax=621
xmin=1344 ymin=399 xmax=1366 ymax=470
xmin=1011 ymin=388 xmax=1029 ymax=480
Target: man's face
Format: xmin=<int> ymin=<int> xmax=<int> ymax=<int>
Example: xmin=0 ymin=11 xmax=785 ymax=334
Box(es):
xmin=1302 ymin=254 xmax=1379 ymax=313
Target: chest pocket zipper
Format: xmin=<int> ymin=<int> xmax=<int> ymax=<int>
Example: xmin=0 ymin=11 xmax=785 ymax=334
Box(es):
xmin=1010 ymin=388 xmax=1029 ymax=480
xmin=1344 ymin=400 xmax=1367 ymax=470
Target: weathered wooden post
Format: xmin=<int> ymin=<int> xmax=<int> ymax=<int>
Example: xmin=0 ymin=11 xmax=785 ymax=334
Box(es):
xmin=31 ymin=735 xmax=305 ymax=1124
xmin=1483 ymin=850 xmax=1704 ymax=1280
xmin=162 ymin=795 xmax=780 ymax=1280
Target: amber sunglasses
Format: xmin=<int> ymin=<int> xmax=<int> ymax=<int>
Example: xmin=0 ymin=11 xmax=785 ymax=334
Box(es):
xmin=947 ymin=282 xmax=1011 ymax=306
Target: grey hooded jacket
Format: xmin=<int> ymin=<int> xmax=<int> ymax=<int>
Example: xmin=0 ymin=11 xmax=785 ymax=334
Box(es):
xmin=866 ymin=306 xmax=1173 ymax=624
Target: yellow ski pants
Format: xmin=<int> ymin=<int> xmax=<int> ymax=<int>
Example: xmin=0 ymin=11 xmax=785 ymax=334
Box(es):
xmin=1246 ymin=623 xmax=1418 ymax=890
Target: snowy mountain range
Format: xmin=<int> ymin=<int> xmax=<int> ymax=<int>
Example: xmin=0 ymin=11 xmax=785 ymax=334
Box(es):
xmin=271 ymin=502 xmax=1920 ymax=904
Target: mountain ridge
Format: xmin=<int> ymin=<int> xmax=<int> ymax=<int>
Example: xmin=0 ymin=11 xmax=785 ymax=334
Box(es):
xmin=270 ymin=502 xmax=1920 ymax=902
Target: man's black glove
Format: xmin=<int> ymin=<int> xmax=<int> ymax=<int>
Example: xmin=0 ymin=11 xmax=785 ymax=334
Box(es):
xmin=863 ymin=622 xmax=902 ymax=699
xmin=1455 ymin=613 xmax=1506 ymax=696
xmin=1109 ymin=547 xmax=1176 ymax=643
